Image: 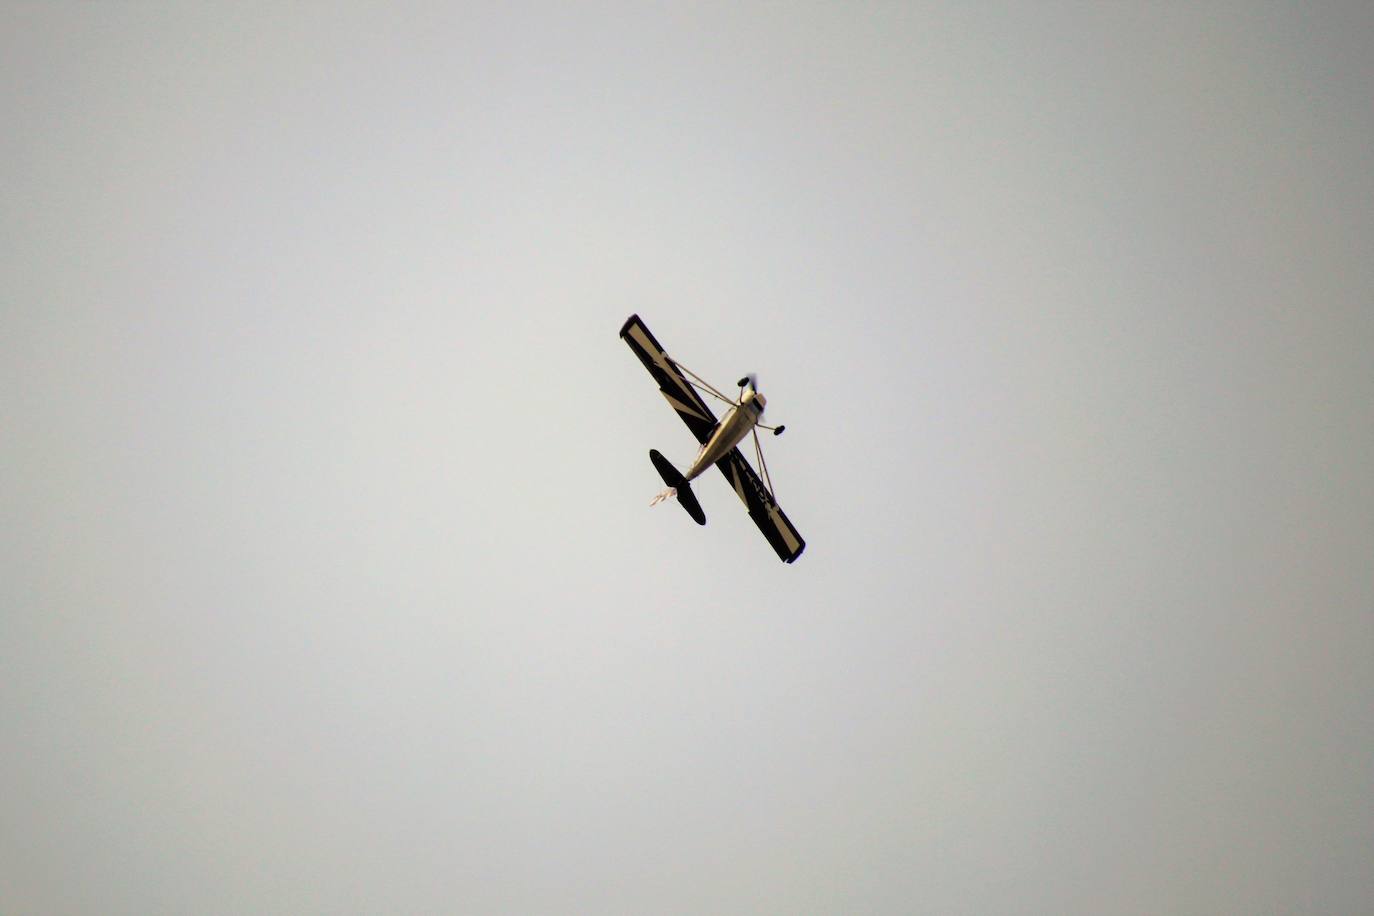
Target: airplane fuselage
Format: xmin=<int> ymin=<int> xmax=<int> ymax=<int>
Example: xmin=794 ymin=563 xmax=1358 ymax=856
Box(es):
xmin=684 ymin=390 xmax=766 ymax=481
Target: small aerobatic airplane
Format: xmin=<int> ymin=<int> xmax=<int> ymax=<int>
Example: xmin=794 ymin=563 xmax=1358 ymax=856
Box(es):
xmin=620 ymin=314 xmax=806 ymax=563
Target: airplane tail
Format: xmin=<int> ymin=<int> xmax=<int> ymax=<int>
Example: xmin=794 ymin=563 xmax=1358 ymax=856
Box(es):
xmin=649 ymin=449 xmax=706 ymax=525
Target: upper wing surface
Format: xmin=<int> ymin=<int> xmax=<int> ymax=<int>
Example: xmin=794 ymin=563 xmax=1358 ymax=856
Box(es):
xmin=620 ymin=314 xmax=718 ymax=444
xmin=716 ymin=448 xmax=806 ymax=563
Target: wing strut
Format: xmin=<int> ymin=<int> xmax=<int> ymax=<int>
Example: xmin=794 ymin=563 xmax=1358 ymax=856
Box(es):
xmin=670 ymin=359 xmax=739 ymax=408
xmin=751 ymin=428 xmax=776 ymax=503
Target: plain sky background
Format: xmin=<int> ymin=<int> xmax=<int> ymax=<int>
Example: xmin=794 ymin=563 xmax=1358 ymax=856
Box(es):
xmin=3 ymin=3 xmax=1372 ymax=913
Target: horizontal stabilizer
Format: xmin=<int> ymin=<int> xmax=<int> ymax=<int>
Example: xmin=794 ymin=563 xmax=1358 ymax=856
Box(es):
xmin=650 ymin=449 xmax=706 ymax=525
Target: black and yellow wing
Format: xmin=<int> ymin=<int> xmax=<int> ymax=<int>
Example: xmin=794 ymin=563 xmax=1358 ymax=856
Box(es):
xmin=716 ymin=448 xmax=806 ymax=563
xmin=619 ymin=314 xmax=718 ymax=444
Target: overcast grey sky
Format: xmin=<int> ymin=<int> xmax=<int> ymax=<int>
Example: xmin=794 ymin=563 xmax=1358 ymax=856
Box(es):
xmin=3 ymin=3 xmax=1372 ymax=913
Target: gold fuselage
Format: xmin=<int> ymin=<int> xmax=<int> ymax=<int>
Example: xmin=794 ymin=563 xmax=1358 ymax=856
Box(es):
xmin=684 ymin=390 xmax=765 ymax=481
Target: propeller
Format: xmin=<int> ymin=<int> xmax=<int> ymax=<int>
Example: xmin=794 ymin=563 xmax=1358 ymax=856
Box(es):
xmin=737 ymin=373 xmax=784 ymax=433
xmin=741 ymin=373 xmax=785 ymax=433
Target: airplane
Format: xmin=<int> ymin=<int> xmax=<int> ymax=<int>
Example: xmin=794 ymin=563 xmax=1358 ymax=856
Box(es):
xmin=620 ymin=314 xmax=806 ymax=563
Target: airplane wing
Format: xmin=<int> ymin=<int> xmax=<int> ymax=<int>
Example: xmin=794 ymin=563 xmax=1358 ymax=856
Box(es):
xmin=620 ymin=314 xmax=718 ymax=444
xmin=716 ymin=448 xmax=806 ymax=563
